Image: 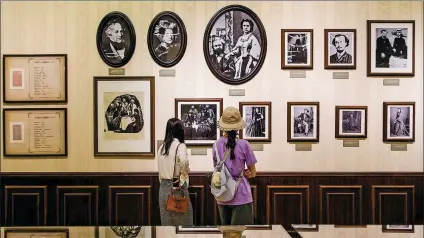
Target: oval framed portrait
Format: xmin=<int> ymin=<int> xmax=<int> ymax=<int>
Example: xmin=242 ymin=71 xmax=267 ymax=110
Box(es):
xmin=96 ymin=11 xmax=136 ymax=68
xmin=147 ymin=11 xmax=187 ymax=68
xmin=203 ymin=5 xmax=267 ymax=85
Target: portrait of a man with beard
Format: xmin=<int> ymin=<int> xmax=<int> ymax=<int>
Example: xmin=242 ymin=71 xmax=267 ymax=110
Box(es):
xmin=324 ymin=29 xmax=356 ymax=69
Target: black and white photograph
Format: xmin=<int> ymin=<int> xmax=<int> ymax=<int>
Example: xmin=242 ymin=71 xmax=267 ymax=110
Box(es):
xmin=281 ymin=29 xmax=313 ymax=69
xmin=104 ymin=94 xmax=144 ymax=134
xmin=175 ymin=98 xmax=223 ymax=146
xmin=324 ymin=29 xmax=356 ymax=69
xmin=96 ymin=11 xmax=136 ymax=68
xmin=335 ymin=106 xmax=367 ymax=138
xmin=383 ymin=102 xmax=415 ymax=142
xmin=147 ymin=11 xmax=187 ymax=68
xmin=203 ymin=5 xmax=267 ymax=85
xmin=239 ymin=102 xmax=271 ymax=142
xmin=287 ymin=102 xmax=319 ymax=142
xmin=367 ymin=20 xmax=415 ymax=76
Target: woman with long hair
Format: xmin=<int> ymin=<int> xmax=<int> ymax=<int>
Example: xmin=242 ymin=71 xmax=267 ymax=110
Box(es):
xmin=157 ymin=118 xmax=193 ymax=225
xmin=212 ymin=106 xmax=258 ymax=225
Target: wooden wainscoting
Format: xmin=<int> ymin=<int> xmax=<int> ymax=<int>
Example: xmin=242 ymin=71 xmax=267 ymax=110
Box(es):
xmin=0 ymin=172 xmax=422 ymax=227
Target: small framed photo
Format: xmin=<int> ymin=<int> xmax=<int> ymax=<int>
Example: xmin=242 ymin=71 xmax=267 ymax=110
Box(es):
xmin=382 ymin=225 xmax=414 ymax=233
xmin=4 ymin=228 xmax=69 ymax=237
xmin=3 ymin=54 xmax=67 ymax=103
xmin=3 ymin=108 xmax=67 ymax=157
xmin=287 ymin=102 xmax=319 ymax=142
xmin=367 ymin=20 xmax=415 ymax=76
xmin=239 ymin=102 xmax=272 ymax=142
xmin=335 ymin=106 xmax=367 ymax=139
xmin=383 ymin=102 xmax=415 ymax=142
xmin=281 ymin=29 xmax=313 ymax=69
xmin=175 ymin=98 xmax=223 ymax=146
xmin=324 ymin=29 xmax=356 ymax=69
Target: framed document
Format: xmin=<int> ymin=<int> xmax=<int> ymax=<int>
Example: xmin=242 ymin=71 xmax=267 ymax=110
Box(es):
xmin=94 ymin=76 xmax=155 ymax=156
xmin=4 ymin=228 xmax=69 ymax=238
xmin=2 ymin=54 xmax=67 ymax=103
xmin=3 ymin=108 xmax=68 ymax=157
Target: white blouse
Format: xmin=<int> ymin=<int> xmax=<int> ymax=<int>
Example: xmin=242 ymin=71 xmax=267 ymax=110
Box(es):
xmin=157 ymin=138 xmax=190 ymax=187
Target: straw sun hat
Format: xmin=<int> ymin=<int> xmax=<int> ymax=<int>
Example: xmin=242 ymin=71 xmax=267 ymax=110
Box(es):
xmin=218 ymin=106 xmax=246 ymax=131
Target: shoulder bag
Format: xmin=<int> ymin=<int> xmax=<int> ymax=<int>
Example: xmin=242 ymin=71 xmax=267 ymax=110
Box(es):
xmin=166 ymin=143 xmax=189 ymax=213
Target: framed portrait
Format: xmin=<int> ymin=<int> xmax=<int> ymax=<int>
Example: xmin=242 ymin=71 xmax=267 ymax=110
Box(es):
xmin=5 ymin=228 xmax=69 ymax=238
xmin=96 ymin=11 xmax=136 ymax=68
xmin=175 ymin=98 xmax=223 ymax=146
xmin=324 ymin=29 xmax=356 ymax=69
xmin=203 ymin=4 xmax=267 ymax=85
xmin=383 ymin=102 xmax=415 ymax=142
xmin=3 ymin=108 xmax=67 ymax=157
xmin=94 ymin=76 xmax=155 ymax=156
xmin=2 ymin=54 xmax=67 ymax=103
xmin=335 ymin=106 xmax=367 ymax=139
xmin=367 ymin=20 xmax=415 ymax=76
xmin=287 ymin=102 xmax=319 ymax=142
xmin=281 ymin=29 xmax=313 ymax=69
xmin=239 ymin=101 xmax=272 ymax=142
xmin=147 ymin=11 xmax=187 ymax=68
xmin=382 ymin=225 xmax=414 ymax=233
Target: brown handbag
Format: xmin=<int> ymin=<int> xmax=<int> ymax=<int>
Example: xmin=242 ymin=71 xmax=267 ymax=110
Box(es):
xmin=166 ymin=143 xmax=189 ymax=213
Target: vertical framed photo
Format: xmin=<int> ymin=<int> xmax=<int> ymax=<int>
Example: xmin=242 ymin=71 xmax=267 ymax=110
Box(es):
xmin=335 ymin=106 xmax=367 ymax=139
xmin=175 ymin=98 xmax=223 ymax=146
xmin=287 ymin=102 xmax=319 ymax=142
xmin=383 ymin=102 xmax=415 ymax=142
xmin=367 ymin=20 xmax=415 ymax=76
xmin=324 ymin=29 xmax=356 ymax=69
xmin=147 ymin=11 xmax=187 ymax=68
xmin=93 ymin=76 xmax=155 ymax=156
xmin=96 ymin=11 xmax=136 ymax=68
xmin=5 ymin=228 xmax=69 ymax=238
xmin=281 ymin=29 xmax=313 ymax=69
xmin=239 ymin=102 xmax=271 ymax=142
xmin=203 ymin=4 xmax=267 ymax=85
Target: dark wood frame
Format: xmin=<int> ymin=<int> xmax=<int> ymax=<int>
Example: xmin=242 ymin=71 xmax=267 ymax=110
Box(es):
xmin=324 ymin=29 xmax=357 ymax=70
xmin=382 ymin=225 xmax=414 ymax=233
xmin=96 ymin=11 xmax=136 ymax=68
xmin=366 ymin=20 xmax=415 ymax=77
xmin=93 ymin=76 xmax=155 ymax=156
xmin=147 ymin=11 xmax=187 ymax=68
xmin=174 ymin=98 xmax=223 ymax=146
xmin=287 ymin=102 xmax=319 ymax=143
xmin=239 ymin=101 xmax=272 ymax=142
xmin=335 ymin=106 xmax=368 ymax=139
xmin=4 ymin=228 xmax=69 ymax=238
xmin=203 ymin=4 xmax=267 ymax=85
xmin=281 ymin=29 xmax=314 ymax=69
xmin=2 ymin=54 xmax=68 ymax=103
xmin=382 ymin=102 xmax=415 ymax=143
xmin=2 ymin=108 xmax=68 ymax=157
xmin=175 ymin=225 xmax=272 ymax=234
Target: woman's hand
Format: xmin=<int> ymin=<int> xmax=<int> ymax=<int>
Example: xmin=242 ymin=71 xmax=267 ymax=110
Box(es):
xmin=244 ymin=169 xmax=252 ymax=178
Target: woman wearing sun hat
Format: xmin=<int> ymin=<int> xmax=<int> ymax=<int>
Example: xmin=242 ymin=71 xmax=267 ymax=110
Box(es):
xmin=212 ymin=106 xmax=258 ymax=225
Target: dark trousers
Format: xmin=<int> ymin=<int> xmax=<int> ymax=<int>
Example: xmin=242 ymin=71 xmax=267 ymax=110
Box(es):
xmin=217 ymin=202 xmax=253 ymax=225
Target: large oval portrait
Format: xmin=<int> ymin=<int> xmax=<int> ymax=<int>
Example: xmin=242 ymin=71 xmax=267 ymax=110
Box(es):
xmin=203 ymin=5 xmax=267 ymax=85
xmin=96 ymin=11 xmax=136 ymax=68
xmin=147 ymin=11 xmax=187 ymax=68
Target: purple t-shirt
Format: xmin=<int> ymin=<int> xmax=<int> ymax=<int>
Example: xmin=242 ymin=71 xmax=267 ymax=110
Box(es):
xmin=212 ymin=136 xmax=257 ymax=205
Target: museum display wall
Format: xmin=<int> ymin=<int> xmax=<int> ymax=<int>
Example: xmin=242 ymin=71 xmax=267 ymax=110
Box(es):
xmin=0 ymin=1 xmax=422 ymax=229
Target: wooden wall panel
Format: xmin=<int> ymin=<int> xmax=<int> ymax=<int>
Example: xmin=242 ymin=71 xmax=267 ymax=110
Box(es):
xmin=0 ymin=172 xmax=422 ymax=227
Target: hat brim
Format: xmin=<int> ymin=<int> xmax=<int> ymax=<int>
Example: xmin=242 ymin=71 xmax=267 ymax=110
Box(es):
xmin=218 ymin=117 xmax=246 ymax=131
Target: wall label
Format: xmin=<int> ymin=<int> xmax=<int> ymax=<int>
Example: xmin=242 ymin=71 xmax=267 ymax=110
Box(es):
xmin=191 ymin=148 xmax=208 ymax=155
xmin=295 ymin=144 xmax=312 ymax=151
xmin=159 ymin=69 xmax=176 ymax=77
xmin=108 ymin=68 xmax=125 ymax=75
xmin=390 ymin=144 xmax=407 ymax=151
xmin=383 ymin=78 xmax=400 ymax=86
xmin=251 ymin=144 xmax=264 ymax=151
xmin=229 ymin=89 xmax=246 ymax=96
xmin=333 ymin=72 xmax=349 ymax=79
xmin=343 ymin=140 xmax=359 ymax=147
xmin=290 ymin=70 xmax=306 ymax=78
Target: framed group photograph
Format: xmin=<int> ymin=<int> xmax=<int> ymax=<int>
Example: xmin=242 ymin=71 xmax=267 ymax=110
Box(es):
xmin=335 ymin=106 xmax=367 ymax=139
xmin=383 ymin=102 xmax=415 ymax=142
xmin=3 ymin=108 xmax=67 ymax=157
xmin=324 ymin=29 xmax=356 ymax=69
xmin=367 ymin=20 xmax=415 ymax=76
xmin=93 ymin=76 xmax=155 ymax=156
xmin=147 ymin=11 xmax=187 ymax=68
xmin=96 ymin=11 xmax=136 ymax=68
xmin=287 ymin=102 xmax=319 ymax=142
xmin=175 ymin=98 xmax=223 ymax=146
xmin=203 ymin=4 xmax=267 ymax=85
xmin=2 ymin=54 xmax=67 ymax=103
xmin=281 ymin=29 xmax=313 ymax=69
xmin=239 ymin=101 xmax=271 ymax=142
xmin=5 ymin=228 xmax=69 ymax=238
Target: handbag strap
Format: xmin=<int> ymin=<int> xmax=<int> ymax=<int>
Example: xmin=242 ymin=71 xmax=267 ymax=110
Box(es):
xmin=172 ymin=143 xmax=182 ymax=185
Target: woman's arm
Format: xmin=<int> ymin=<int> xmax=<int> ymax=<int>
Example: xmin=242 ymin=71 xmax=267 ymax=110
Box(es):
xmin=243 ymin=142 xmax=258 ymax=179
xmin=177 ymin=143 xmax=190 ymax=187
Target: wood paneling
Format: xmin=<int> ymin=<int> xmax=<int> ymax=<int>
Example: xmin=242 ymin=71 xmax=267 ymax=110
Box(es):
xmin=0 ymin=172 xmax=422 ymax=227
